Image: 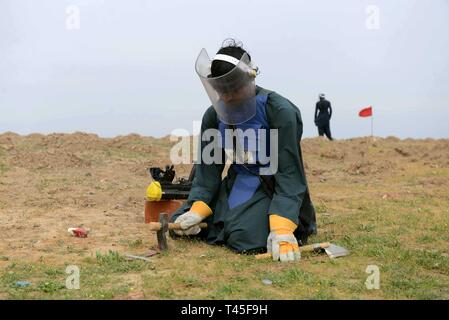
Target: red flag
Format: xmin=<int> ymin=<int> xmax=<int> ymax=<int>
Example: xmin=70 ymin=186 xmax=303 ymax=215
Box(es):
xmin=359 ymin=106 xmax=373 ymax=117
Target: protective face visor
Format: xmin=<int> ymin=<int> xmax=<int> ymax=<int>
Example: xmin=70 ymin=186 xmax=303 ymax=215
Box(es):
xmin=195 ymin=48 xmax=258 ymax=125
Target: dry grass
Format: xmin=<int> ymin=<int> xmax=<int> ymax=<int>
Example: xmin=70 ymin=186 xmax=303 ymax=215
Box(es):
xmin=0 ymin=132 xmax=448 ymax=299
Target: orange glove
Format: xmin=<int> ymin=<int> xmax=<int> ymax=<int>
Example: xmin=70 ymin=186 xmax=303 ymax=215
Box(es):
xmin=267 ymin=215 xmax=300 ymax=262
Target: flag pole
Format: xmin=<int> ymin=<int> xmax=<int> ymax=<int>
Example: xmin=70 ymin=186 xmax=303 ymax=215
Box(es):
xmin=371 ymin=107 xmax=374 ymax=140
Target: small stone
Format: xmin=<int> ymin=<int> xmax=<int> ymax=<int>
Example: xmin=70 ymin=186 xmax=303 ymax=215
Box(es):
xmin=15 ymin=281 xmax=31 ymax=287
xmin=262 ymin=279 xmax=273 ymax=286
xmin=145 ymin=250 xmax=159 ymax=257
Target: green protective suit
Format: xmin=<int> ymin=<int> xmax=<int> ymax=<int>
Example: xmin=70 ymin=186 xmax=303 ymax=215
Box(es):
xmin=170 ymin=86 xmax=317 ymax=253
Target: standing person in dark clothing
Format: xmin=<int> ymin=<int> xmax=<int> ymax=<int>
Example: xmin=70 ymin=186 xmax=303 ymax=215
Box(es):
xmin=314 ymin=93 xmax=333 ymax=140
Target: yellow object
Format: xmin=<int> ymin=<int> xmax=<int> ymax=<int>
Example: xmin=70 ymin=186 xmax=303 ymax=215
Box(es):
xmin=191 ymin=201 xmax=213 ymax=218
xmin=269 ymin=214 xmax=297 ymax=234
xmin=270 ymin=214 xmax=300 ymax=258
xmin=248 ymin=68 xmax=258 ymax=78
xmin=146 ymin=181 xmax=162 ymax=201
xmin=279 ymin=242 xmax=300 ymax=254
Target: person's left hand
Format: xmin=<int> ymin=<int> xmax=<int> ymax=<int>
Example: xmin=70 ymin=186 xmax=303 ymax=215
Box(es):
xmin=267 ymin=215 xmax=301 ymax=262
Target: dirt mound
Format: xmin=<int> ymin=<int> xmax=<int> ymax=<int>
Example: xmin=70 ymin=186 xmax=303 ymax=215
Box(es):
xmin=11 ymin=150 xmax=92 ymax=169
xmin=35 ymin=132 xmax=105 ymax=152
xmin=0 ymin=132 xmax=21 ymax=148
xmin=2 ymin=133 xmax=448 ymax=173
xmin=345 ymin=159 xmax=398 ymax=175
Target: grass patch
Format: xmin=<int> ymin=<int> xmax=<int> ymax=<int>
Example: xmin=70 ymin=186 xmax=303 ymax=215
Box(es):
xmin=95 ymin=250 xmax=152 ymax=273
xmin=0 ymin=162 xmax=9 ymax=174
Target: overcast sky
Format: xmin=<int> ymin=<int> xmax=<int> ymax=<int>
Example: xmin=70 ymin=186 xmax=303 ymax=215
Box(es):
xmin=1 ymin=0 xmax=448 ymax=139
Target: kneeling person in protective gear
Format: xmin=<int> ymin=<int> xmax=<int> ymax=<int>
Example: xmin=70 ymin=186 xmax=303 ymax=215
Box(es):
xmin=170 ymin=39 xmax=317 ymax=262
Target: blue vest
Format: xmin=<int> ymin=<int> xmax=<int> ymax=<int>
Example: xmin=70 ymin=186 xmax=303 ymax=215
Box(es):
xmin=218 ymin=94 xmax=270 ymax=209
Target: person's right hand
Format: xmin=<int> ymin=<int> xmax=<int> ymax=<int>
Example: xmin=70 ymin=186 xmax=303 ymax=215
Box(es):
xmin=172 ymin=201 xmax=212 ymax=236
xmin=173 ymin=211 xmax=204 ymax=235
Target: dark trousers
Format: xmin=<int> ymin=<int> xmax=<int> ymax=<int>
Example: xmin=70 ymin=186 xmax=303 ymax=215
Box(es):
xmin=318 ymin=124 xmax=333 ymax=140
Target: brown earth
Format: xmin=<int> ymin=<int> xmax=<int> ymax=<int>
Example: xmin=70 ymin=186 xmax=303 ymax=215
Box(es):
xmin=1 ymin=132 xmax=448 ymax=265
xmin=0 ymin=132 xmax=448 ymax=299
